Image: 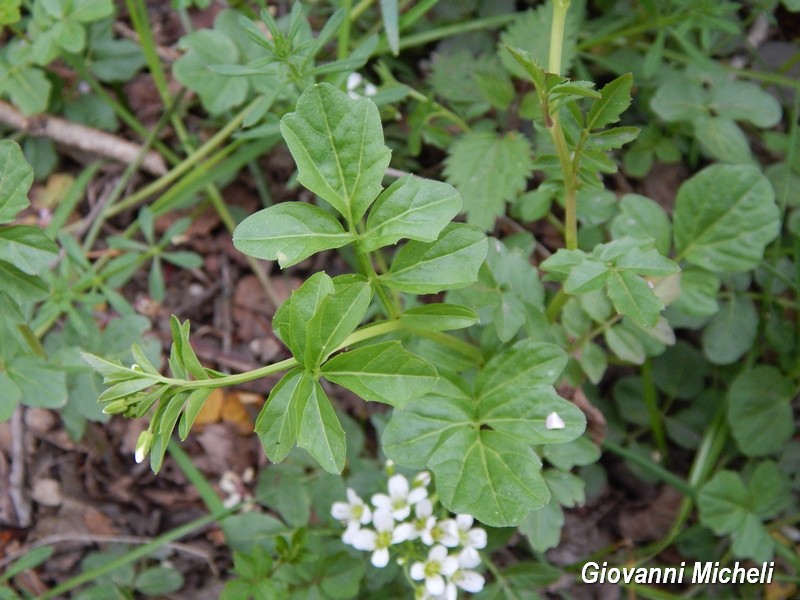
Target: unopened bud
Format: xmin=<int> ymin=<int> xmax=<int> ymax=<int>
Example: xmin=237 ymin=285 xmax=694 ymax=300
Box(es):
xmin=135 ymin=431 xmax=153 ymax=464
xmin=102 ymin=399 xmax=130 ymax=415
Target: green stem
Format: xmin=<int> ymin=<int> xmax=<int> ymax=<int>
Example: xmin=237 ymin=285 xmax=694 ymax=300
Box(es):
xmin=38 ymin=504 xmax=239 ymax=599
xmin=356 ymin=243 xmax=400 ymax=318
xmin=339 ymin=0 xmax=353 ymax=58
xmin=399 ymin=0 xmax=440 ymax=31
xmin=642 ymin=358 xmax=668 ymax=459
xmin=545 ymin=288 xmax=569 ymax=322
xmin=548 ymin=0 xmax=570 ymax=74
xmin=168 ymin=440 xmax=225 ymax=514
xmin=105 ymin=98 xmax=261 ymax=219
xmin=601 ymin=440 xmax=694 ymax=498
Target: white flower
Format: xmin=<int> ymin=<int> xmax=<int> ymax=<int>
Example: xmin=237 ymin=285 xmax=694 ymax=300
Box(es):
xmin=451 ymin=568 xmax=485 ymax=595
xmin=414 ymin=471 xmax=432 ymax=488
xmin=364 ymin=82 xmax=377 ymax=96
xmin=346 ymin=72 xmax=363 ymax=99
xmin=395 ymin=498 xmax=436 ymax=542
xmin=425 ymin=518 xmax=459 ymax=548
xmin=351 ymin=509 xmax=409 ymax=568
xmin=410 ymin=545 xmax=459 ymax=597
xmin=331 ymin=488 xmax=372 ymax=544
xmin=372 ymin=474 xmax=427 ymax=521
xmin=438 ymin=514 xmax=486 ymax=559
xmin=545 ymin=411 xmax=565 ymax=430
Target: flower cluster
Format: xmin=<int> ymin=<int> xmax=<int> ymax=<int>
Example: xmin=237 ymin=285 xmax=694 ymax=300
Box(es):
xmin=331 ymin=470 xmax=486 ymax=599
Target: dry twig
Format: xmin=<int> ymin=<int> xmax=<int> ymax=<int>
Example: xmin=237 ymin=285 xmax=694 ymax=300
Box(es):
xmin=0 ymin=101 xmax=167 ymax=176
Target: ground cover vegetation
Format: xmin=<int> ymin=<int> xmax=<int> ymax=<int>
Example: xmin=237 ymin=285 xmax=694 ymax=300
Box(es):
xmin=0 ymin=0 xmax=799 ymax=597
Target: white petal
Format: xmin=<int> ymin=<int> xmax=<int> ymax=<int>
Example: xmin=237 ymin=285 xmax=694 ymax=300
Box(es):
xmin=394 ymin=523 xmax=415 ymax=542
xmin=351 ymin=529 xmax=377 ymax=551
xmin=545 ymin=411 xmax=565 ymax=430
xmin=414 ymin=471 xmax=431 ymax=487
xmin=456 ymin=570 xmax=485 ymax=593
xmin=372 ymin=493 xmax=392 ymax=510
xmin=468 ymin=527 xmax=487 ymax=549
xmin=373 ymin=508 xmax=395 ymax=532
xmin=416 ymin=498 xmax=433 ymax=518
xmin=331 ymin=502 xmax=352 ymax=520
xmin=392 ymin=505 xmax=411 ymax=521
xmin=410 ymin=562 xmax=426 ymax=581
xmin=455 ymin=514 xmax=473 ymax=530
xmin=458 ymin=547 xmax=481 ymax=569
xmin=426 ymin=574 xmax=445 ymax=596
xmin=360 ymin=504 xmax=373 ymax=524
xmin=364 ymin=83 xmax=377 ymax=96
xmin=440 ymin=556 xmax=459 ymax=577
xmin=342 ymin=522 xmax=360 ymax=544
xmin=346 ymin=72 xmax=362 ymax=90
xmin=429 ymin=545 xmax=448 ymax=562
xmin=445 ymin=582 xmax=457 ymax=600
xmin=407 ymin=487 xmax=428 ymax=505
xmin=388 ymin=474 xmax=409 ymax=498
xmin=372 ymin=548 xmax=390 ymax=568
xmin=346 ymin=488 xmax=360 ymax=504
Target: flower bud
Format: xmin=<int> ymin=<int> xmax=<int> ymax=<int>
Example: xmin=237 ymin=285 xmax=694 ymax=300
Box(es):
xmin=134 ymin=431 xmax=153 ymax=464
xmin=102 ymin=399 xmax=130 ymax=415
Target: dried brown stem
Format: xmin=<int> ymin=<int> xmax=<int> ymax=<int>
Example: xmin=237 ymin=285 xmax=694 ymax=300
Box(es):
xmin=0 ymin=101 xmax=167 ymax=176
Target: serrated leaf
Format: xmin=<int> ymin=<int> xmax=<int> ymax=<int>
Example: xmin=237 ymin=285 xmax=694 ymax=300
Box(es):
xmin=304 ymin=276 xmax=372 ymax=367
xmin=430 ymin=428 xmax=550 ymax=527
xmin=255 ymin=368 xmax=305 ymax=463
xmin=0 ymin=61 xmax=51 ymax=116
xmin=0 ymin=140 xmax=33 ymax=223
xmin=399 ymin=304 xmax=478 ymax=332
xmin=606 ymin=269 xmax=663 ymax=327
xmin=362 ymin=175 xmax=461 ymax=251
xmin=297 ymin=380 xmax=345 ymax=474
xmin=233 ymin=202 xmax=354 ymax=267
xmin=280 ymin=83 xmax=391 ymax=224
xmin=322 ymin=341 xmax=437 ymax=408
xmin=727 ymin=366 xmax=794 ymax=457
xmin=586 ymin=73 xmax=633 ymax=130
xmin=381 ymin=223 xmax=487 ymax=294
xmin=673 ymin=165 xmax=779 ymax=272
xmin=444 ymin=131 xmax=533 ymax=230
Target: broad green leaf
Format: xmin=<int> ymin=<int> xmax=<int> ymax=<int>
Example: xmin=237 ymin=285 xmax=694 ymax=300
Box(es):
xmin=430 ymin=428 xmax=550 ymax=527
xmin=519 ymin=500 xmax=564 ymax=553
xmin=174 ymin=29 xmax=248 ymax=114
xmin=606 ymin=269 xmax=663 ymax=328
xmin=7 ymin=356 xmax=67 ymax=409
xmin=475 ymin=340 xmax=568 ymax=398
xmin=0 ymin=260 xmax=49 ymax=302
xmin=280 ymin=83 xmax=391 ymax=223
xmin=610 ymin=194 xmax=672 ymax=256
xmin=0 ymin=225 xmax=58 ymax=275
xmin=653 ymin=341 xmax=708 ymax=400
xmin=381 ymin=223 xmax=487 ymax=294
xmin=614 ymin=247 xmax=679 ymax=276
xmin=322 ymin=341 xmax=437 ymax=408
xmin=478 ymin=385 xmax=586 ymax=445
xmin=362 ymin=175 xmax=461 ymax=251
xmin=650 ymin=75 xmax=708 ymax=122
xmin=297 ymin=379 xmax=346 ymax=474
xmin=701 ymin=295 xmax=757 ymax=365
xmin=673 ymin=165 xmax=779 ymax=272
xmin=563 ymin=259 xmax=609 ymax=294
xmin=257 ymin=464 xmax=311 ymax=527
xmin=304 ymin=276 xmax=371 ymax=367
xmin=233 ymin=203 xmax=353 ymax=268
xmin=134 ymin=567 xmax=184 ymax=596
xmin=0 ymin=140 xmax=33 ymax=223
xmin=709 ymin=80 xmax=782 ymax=128
xmin=694 ymin=116 xmax=754 ymax=165
xmin=444 ymin=131 xmax=533 ymax=230
xmin=0 ymin=61 xmax=51 ymax=116
xmin=273 ymin=272 xmax=335 ymax=360
xmin=0 ymin=372 xmax=22 ymax=421
xmin=605 ymin=324 xmax=646 ymax=364
xmin=671 ymin=267 xmax=720 ymax=318
xmin=698 ymin=463 xmax=790 ymax=562
xmin=255 ymin=368 xmax=305 ymax=463
xmin=382 ymin=378 xmax=475 ymax=468
xmin=586 ymin=73 xmax=633 ymax=130
xmin=727 ymin=366 xmax=794 ymax=456
xmin=399 ymin=304 xmax=478 ymax=332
